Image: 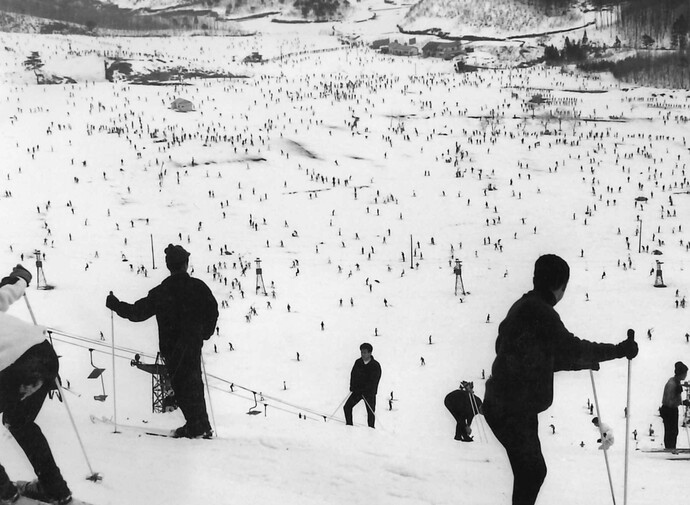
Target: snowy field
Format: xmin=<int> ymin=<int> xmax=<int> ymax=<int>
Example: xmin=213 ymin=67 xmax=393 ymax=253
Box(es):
xmin=1 ymin=9 xmax=690 ymax=505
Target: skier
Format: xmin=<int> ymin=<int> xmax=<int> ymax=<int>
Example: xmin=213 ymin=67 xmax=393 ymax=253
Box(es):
xmin=343 ymin=343 xmax=381 ymax=428
xmin=592 ymin=417 xmax=614 ymax=450
xmin=483 ymin=254 xmax=638 ymax=505
xmin=106 ymin=245 xmax=218 ymax=439
xmin=444 ymin=381 xmax=483 ymax=442
xmin=659 ymin=361 xmax=690 ymax=449
xmin=0 ymin=265 xmax=72 ymax=504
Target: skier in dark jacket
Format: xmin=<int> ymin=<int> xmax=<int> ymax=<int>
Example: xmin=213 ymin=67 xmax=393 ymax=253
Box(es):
xmin=444 ymin=381 xmax=482 ymax=442
xmin=106 ymin=245 xmax=218 ymax=438
xmin=344 ymin=342 xmax=381 ymax=428
xmin=659 ymin=361 xmax=690 ymax=449
xmin=0 ymin=265 xmax=72 ymax=505
xmin=483 ymin=254 xmax=638 ymax=505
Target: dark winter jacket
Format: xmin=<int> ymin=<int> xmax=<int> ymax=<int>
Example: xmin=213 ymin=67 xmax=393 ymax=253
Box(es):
xmin=662 ymin=377 xmax=683 ymax=409
xmin=444 ymin=389 xmax=483 ymax=417
xmin=484 ymin=289 xmax=623 ymax=415
xmin=110 ymin=272 xmax=218 ymax=358
xmin=349 ymin=357 xmax=382 ymax=396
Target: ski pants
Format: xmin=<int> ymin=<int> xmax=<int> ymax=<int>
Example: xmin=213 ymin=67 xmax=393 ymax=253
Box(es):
xmin=444 ymin=396 xmax=475 ymax=441
xmin=0 ymin=341 xmax=70 ymax=499
xmin=164 ymin=343 xmax=210 ymax=432
xmin=660 ymin=405 xmax=679 ymax=449
xmin=344 ymin=392 xmax=376 ymax=428
xmin=484 ymin=408 xmax=546 ymax=505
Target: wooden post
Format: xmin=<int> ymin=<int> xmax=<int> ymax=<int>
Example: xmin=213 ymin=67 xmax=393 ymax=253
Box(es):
xmin=410 ymin=235 xmax=413 ymax=269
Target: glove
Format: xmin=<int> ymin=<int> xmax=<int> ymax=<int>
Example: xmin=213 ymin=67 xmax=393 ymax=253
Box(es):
xmin=0 ymin=276 xmax=19 ymax=288
xmin=616 ymin=338 xmax=638 ymax=360
xmin=11 ymin=264 xmax=32 ymax=286
xmin=105 ymin=293 xmax=120 ymax=311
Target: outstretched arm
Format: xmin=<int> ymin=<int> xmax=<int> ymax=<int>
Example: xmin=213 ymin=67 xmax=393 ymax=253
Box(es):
xmin=107 ymin=292 xmax=156 ymax=322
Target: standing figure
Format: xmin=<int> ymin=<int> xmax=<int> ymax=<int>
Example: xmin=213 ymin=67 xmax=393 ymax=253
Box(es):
xmin=660 ymin=361 xmax=690 ymax=449
xmin=483 ymin=254 xmax=638 ymax=505
xmin=0 ymin=265 xmax=72 ymax=504
xmin=344 ymin=343 xmax=381 ymax=428
xmin=444 ymin=381 xmax=483 ymax=442
xmin=106 ymin=245 xmax=218 ymax=439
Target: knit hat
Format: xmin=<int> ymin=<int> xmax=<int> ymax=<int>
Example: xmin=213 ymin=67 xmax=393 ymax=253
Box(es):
xmin=675 ymin=361 xmax=688 ymax=376
xmin=165 ymin=244 xmax=190 ymax=269
xmin=533 ymin=254 xmax=570 ymax=291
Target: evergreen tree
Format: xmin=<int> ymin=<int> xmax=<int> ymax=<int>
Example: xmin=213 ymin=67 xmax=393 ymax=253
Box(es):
xmin=641 ymin=34 xmax=655 ymax=49
xmin=23 ymin=51 xmax=44 ymax=84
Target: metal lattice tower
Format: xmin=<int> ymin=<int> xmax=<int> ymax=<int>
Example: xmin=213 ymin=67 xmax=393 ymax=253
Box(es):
xmin=34 ymin=250 xmax=51 ymax=290
xmin=654 ymin=260 xmax=666 ymax=288
xmin=454 ymin=259 xmax=466 ymax=296
xmin=255 ymin=257 xmax=267 ymax=296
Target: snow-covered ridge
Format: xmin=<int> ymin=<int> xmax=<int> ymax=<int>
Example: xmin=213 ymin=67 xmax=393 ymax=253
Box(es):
xmin=401 ymin=0 xmax=589 ymax=38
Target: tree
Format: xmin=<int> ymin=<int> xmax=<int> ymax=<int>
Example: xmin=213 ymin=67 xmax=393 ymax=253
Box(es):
xmin=671 ymin=15 xmax=688 ymax=50
xmin=641 ymin=34 xmax=655 ymax=49
xmin=293 ymin=0 xmax=341 ymax=19
xmin=543 ymin=45 xmax=560 ymax=62
xmin=23 ymin=51 xmax=44 ymax=84
xmin=85 ymin=19 xmax=97 ymax=32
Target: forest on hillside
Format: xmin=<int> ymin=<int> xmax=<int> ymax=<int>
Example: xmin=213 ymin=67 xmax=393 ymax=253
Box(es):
xmin=0 ymin=0 xmax=174 ymax=31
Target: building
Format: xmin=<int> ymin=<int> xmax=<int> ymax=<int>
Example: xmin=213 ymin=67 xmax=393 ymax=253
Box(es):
xmin=371 ymin=38 xmax=390 ymax=50
xmin=422 ymin=40 xmax=465 ymax=59
xmin=388 ymin=42 xmax=419 ymax=57
xmin=170 ymin=98 xmax=194 ymax=112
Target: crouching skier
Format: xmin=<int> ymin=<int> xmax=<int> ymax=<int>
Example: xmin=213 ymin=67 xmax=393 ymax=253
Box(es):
xmin=0 ymin=265 xmax=72 ymax=504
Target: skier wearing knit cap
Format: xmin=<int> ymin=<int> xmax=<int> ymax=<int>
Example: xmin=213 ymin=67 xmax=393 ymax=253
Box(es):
xmin=483 ymin=254 xmax=638 ymax=505
xmin=0 ymin=265 xmax=72 ymax=504
xmin=106 ymin=245 xmax=218 ymax=439
xmin=660 ymin=361 xmax=690 ymax=449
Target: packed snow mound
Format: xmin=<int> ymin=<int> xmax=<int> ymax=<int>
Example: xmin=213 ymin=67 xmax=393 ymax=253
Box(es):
xmin=401 ymin=0 xmax=588 ymax=38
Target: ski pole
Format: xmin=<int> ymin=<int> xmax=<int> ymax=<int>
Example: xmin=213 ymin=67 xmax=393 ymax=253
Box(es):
xmin=23 ymin=293 xmax=102 ymax=482
xmin=361 ymin=395 xmax=381 ymax=429
xmin=590 ymin=369 xmax=616 ymax=505
xmin=467 ymin=391 xmax=488 ymax=443
xmin=329 ymin=392 xmax=351 ymax=421
xmin=624 ymin=329 xmax=634 ymax=505
xmin=201 ymin=352 xmax=217 ymax=437
xmin=109 ymin=294 xmax=119 ymax=434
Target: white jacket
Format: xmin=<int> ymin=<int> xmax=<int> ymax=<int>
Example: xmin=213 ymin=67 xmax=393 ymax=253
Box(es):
xmin=0 ymin=279 xmax=48 ymax=373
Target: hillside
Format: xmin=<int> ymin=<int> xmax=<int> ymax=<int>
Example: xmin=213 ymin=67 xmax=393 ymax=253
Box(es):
xmin=0 ymin=0 xmax=344 ymax=33
xmin=401 ymin=0 xmax=589 ymax=38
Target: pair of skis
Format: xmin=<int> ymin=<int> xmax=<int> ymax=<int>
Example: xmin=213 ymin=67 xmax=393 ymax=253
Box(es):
xmin=90 ymin=415 xmax=214 ymax=439
xmin=89 ymin=415 xmax=176 ymax=438
xmin=13 ymin=498 xmax=92 ymax=505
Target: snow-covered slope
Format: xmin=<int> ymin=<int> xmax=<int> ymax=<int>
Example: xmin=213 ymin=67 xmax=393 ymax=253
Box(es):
xmin=1 ymin=19 xmax=689 ymax=505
